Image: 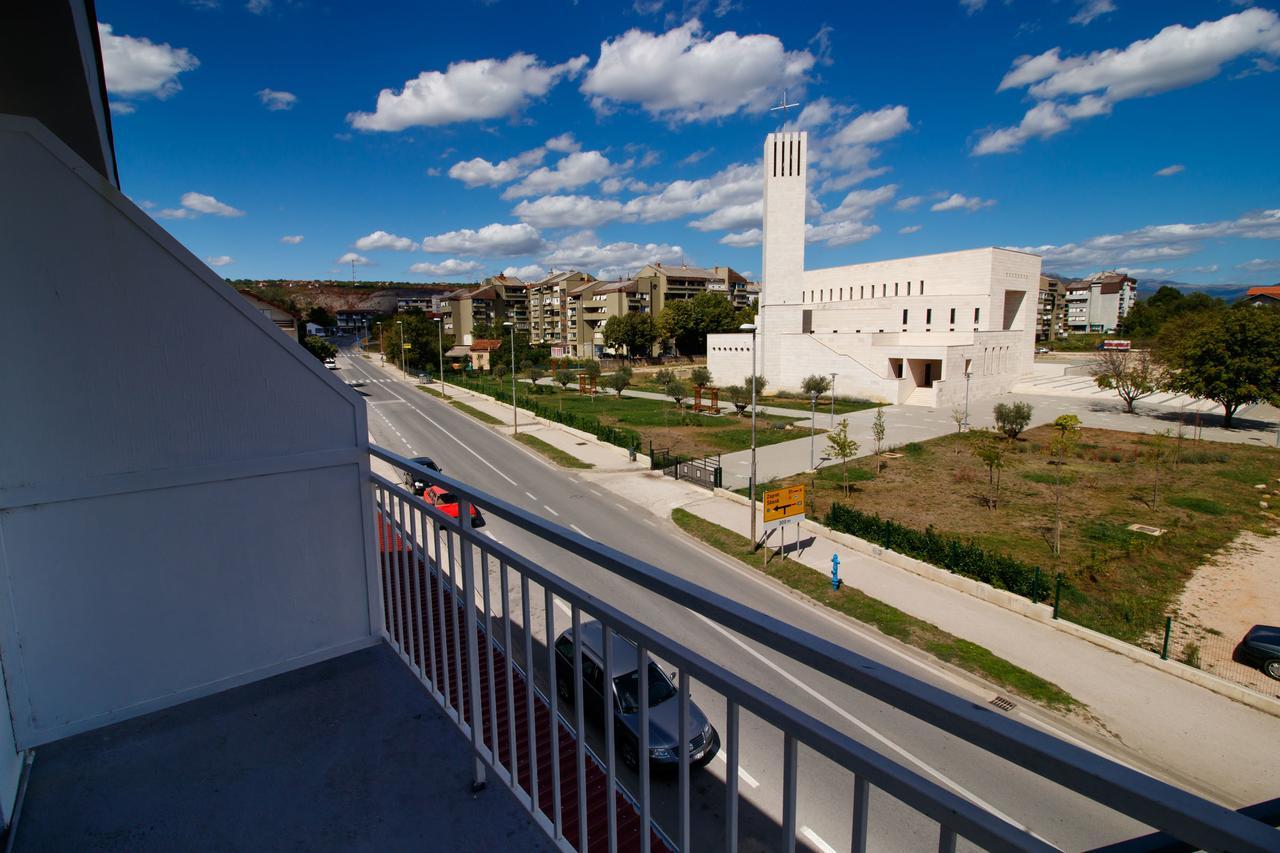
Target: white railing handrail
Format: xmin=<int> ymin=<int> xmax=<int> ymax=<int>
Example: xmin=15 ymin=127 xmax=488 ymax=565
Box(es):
xmin=370 ymin=445 xmax=1278 ymax=853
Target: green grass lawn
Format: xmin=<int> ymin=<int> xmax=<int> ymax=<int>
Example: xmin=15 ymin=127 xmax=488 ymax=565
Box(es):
xmin=751 ymin=427 xmax=1280 ymax=644
xmin=670 ymin=508 xmax=1078 ymax=711
xmin=455 ymin=376 xmax=811 ymax=457
xmin=516 ymin=434 xmax=594 ymax=469
xmin=449 ymin=400 xmax=504 ymax=425
xmin=416 ymin=384 xmax=448 ymax=399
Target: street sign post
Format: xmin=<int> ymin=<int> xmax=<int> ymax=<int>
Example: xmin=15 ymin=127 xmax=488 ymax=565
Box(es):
xmin=763 ymin=485 xmax=806 ymax=531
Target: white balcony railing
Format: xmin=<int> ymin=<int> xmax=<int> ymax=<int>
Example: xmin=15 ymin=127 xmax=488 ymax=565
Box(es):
xmin=368 ymin=448 xmax=1278 ymax=853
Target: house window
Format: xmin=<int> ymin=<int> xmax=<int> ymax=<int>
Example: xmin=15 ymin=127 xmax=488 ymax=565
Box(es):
xmin=920 ymin=281 xmax=925 ymax=295
xmin=894 ymin=282 xmax=899 ymax=296
xmin=950 ymin=307 xmax=956 ymax=324
xmin=902 ymin=309 xmax=909 ymax=324
xmin=840 ymin=288 xmax=844 ymax=300
xmin=907 ymin=282 xmax=912 ymax=296
xmin=882 ymin=283 xmax=887 ymax=297
xmin=974 ymin=307 xmax=981 ymax=323
xmin=860 ymin=285 xmax=864 ymax=299
xmin=926 ymin=308 xmax=932 ymax=325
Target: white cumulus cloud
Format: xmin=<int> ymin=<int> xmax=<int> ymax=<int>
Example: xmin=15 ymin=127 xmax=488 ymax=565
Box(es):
xmin=409 ymin=259 xmax=485 ymax=276
xmin=354 ymin=230 xmax=417 ymax=252
xmin=157 ymin=192 xmax=245 ymax=219
xmin=98 ymin=23 xmax=199 ymax=104
xmin=502 ymin=150 xmax=617 ymax=199
xmin=1070 ymin=0 xmax=1116 ymax=26
xmin=581 ymin=19 xmax=815 ymax=123
xmin=899 ymin=225 xmax=923 ymax=234
xmin=931 ymin=193 xmax=996 ymax=212
xmin=337 ymin=252 xmax=372 ymax=266
xmin=280 ymin=235 xmax=304 ymax=244
xmin=257 ymin=88 xmax=297 ymax=110
xmin=1238 ymin=258 xmax=1280 ymax=272
xmin=542 ymin=231 xmax=684 ymax=280
xmin=720 ymin=228 xmax=762 ymax=247
xmin=205 ymin=255 xmax=234 ymax=267
xmin=421 ymin=222 xmax=545 ymax=256
xmin=348 ymin=53 xmax=588 ymax=131
xmin=976 ymin=9 xmax=1280 ymax=154
xmin=512 ymin=195 xmax=628 ymax=229
xmin=1155 ymin=164 xmax=1185 ymax=177
xmin=545 ymin=133 xmax=581 ymax=153
xmin=504 ymin=264 xmax=548 ymax=281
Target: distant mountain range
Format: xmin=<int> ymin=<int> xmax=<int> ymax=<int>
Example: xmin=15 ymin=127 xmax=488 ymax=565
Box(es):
xmin=1132 ymin=279 xmax=1271 ymax=302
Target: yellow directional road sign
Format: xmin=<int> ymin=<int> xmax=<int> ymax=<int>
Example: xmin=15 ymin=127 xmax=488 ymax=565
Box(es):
xmin=763 ymin=485 xmax=805 ymax=530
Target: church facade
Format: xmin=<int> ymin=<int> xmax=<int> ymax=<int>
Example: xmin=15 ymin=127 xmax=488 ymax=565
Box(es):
xmin=707 ymin=131 xmax=1040 ymax=408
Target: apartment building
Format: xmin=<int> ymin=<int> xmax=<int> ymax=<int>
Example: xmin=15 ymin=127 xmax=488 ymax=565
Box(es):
xmin=1036 ymin=275 xmax=1069 ymax=341
xmin=527 ymin=270 xmax=595 ymax=351
xmin=634 ymin=263 xmax=754 ymax=312
xmin=1065 ymin=271 xmax=1138 ymax=333
xmin=444 ymin=274 xmax=528 ymax=341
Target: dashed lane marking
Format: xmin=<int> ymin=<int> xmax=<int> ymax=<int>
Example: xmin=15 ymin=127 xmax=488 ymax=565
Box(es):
xmin=543 ymin=505 xmax=560 ymax=517
xmin=800 ymin=827 xmax=838 ymax=853
xmin=713 ymin=750 xmax=760 ymax=788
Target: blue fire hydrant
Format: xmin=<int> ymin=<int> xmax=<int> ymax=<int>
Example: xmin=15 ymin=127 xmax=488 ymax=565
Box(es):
xmin=831 ymin=554 xmax=841 ymax=591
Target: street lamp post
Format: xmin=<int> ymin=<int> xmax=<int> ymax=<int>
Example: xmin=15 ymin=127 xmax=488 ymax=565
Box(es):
xmin=809 ymin=390 xmax=818 ymax=470
xmin=377 ymin=322 xmax=384 ymax=365
xmin=397 ymin=320 xmax=406 ymax=380
xmin=504 ymin=321 xmax=517 ymax=435
xmin=829 ymin=371 xmax=837 ymax=428
xmin=434 ymin=317 xmax=447 ymax=399
xmin=740 ymin=323 xmax=758 ymax=548
xmin=963 ymin=369 xmax=973 ymax=430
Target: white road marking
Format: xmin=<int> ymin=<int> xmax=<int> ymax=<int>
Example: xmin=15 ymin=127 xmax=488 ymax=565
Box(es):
xmin=691 ymin=612 xmax=1041 ymax=839
xmin=543 ymin=505 xmax=561 ymax=517
xmin=800 ymin=826 xmax=838 ymax=853
xmin=714 ymin=750 xmax=760 ymax=788
xmin=569 ymin=523 xmax=589 ymax=538
xmin=590 ymin=489 xmax=604 ymax=497
xmin=347 ymin=359 xmax=518 ymax=486
xmin=554 ymin=598 xmax=573 ymax=616
xmin=614 ymin=502 xmax=627 ymax=511
xmin=525 ymin=491 xmax=538 ymax=501
xmin=642 ymin=518 xmax=656 ymax=527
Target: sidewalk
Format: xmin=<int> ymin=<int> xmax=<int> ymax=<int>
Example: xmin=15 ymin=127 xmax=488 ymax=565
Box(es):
xmin=603 ymin=474 xmax=1280 ymax=806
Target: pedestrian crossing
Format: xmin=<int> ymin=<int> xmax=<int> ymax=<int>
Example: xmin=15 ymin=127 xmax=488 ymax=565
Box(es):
xmin=1011 ymin=372 xmax=1220 ymax=412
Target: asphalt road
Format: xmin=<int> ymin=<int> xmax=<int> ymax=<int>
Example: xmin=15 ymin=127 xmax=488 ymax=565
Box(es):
xmin=340 ymin=348 xmax=1154 ymax=852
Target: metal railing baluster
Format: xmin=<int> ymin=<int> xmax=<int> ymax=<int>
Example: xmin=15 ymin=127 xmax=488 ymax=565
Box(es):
xmin=602 ymin=619 xmax=618 ymax=853
xmin=638 ymin=643 xmax=651 ymax=853
xmin=458 ymin=497 xmax=486 ymax=790
xmin=678 ymin=670 xmax=690 ymax=853
xmin=501 ymin=560 xmax=518 ymax=792
xmin=521 ymin=573 xmax=538 ymax=815
xmin=546 ymin=587 xmax=562 ymax=839
xmin=482 ymin=551 xmax=499 ymax=767
xmin=396 ymin=496 xmax=411 ymax=655
xmin=419 ymin=506 xmax=440 ymax=696
xmin=433 ymin=518 xmax=451 ymax=714
xmin=938 ymin=826 xmax=957 ymax=853
xmin=407 ymin=505 xmax=424 ymax=678
xmin=852 ymin=775 xmax=870 ymax=853
xmin=376 ymin=486 xmax=392 ymax=642
xmin=572 ymin=605 xmax=587 ymax=853
xmin=726 ymin=700 xmax=740 ymax=852
xmin=782 ymin=733 xmax=798 ymax=853
xmin=446 ymin=526 xmax=463 ymax=721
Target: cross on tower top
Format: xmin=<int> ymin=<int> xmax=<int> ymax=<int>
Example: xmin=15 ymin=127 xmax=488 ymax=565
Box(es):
xmin=769 ymin=89 xmax=800 ymax=121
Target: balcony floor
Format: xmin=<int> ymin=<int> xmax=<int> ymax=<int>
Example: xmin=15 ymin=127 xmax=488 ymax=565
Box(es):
xmin=11 ymin=643 xmax=555 ymax=852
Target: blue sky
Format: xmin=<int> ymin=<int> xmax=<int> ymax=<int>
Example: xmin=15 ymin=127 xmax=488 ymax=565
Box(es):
xmin=97 ymin=0 xmax=1280 ymax=286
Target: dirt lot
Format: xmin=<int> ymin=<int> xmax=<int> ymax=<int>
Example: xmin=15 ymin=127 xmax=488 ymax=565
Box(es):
xmin=757 ymin=426 xmax=1279 ymax=644
xmin=1156 ymin=530 xmax=1280 ymax=698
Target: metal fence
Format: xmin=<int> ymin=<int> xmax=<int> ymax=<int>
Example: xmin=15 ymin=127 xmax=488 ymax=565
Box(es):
xmin=368 ymin=445 xmax=1278 ymax=853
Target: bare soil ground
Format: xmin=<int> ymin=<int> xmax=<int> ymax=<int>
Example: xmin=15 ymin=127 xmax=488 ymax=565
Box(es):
xmin=1155 ymin=529 xmax=1280 ymax=698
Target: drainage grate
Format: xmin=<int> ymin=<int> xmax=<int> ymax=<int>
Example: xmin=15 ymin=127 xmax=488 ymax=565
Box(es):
xmin=989 ymin=695 xmax=1017 ymax=712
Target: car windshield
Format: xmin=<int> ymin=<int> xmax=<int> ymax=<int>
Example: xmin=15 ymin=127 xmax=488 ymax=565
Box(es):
xmin=435 ymin=492 xmax=457 ymax=505
xmin=612 ymin=663 xmax=677 ymax=714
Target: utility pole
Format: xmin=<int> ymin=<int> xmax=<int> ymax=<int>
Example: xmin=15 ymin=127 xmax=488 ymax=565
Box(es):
xmin=809 ymin=390 xmax=818 ymax=470
xmin=435 ymin=317 xmax=447 ymax=398
xmin=397 ymin=320 xmax=405 ymax=380
xmin=741 ymin=322 xmax=758 ymax=549
xmin=504 ymin=321 xmax=518 ymax=434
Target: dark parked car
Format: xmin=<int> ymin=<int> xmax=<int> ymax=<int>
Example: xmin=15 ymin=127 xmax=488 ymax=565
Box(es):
xmin=1234 ymin=625 xmax=1280 ymax=680
xmin=400 ymin=456 xmax=441 ymax=496
xmin=555 ymin=620 xmax=719 ymax=770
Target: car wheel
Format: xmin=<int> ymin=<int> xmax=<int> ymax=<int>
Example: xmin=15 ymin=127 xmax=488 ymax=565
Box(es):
xmin=557 ymin=677 xmax=572 ymax=703
xmin=1265 ymin=659 xmax=1280 ymax=681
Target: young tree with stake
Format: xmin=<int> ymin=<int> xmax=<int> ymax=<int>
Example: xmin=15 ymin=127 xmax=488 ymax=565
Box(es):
xmin=825 ymin=419 xmax=860 ymax=496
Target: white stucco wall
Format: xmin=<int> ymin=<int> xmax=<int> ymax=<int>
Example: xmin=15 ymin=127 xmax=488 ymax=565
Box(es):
xmin=0 ymin=117 xmax=380 ymax=748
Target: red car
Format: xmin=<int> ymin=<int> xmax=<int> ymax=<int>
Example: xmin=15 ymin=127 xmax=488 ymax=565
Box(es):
xmin=423 ymin=485 xmax=485 ymax=527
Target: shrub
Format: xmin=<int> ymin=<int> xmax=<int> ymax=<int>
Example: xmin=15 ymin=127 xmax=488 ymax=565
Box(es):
xmin=824 ymin=503 xmax=1041 ymax=597
xmin=993 ymin=402 xmax=1033 ymax=439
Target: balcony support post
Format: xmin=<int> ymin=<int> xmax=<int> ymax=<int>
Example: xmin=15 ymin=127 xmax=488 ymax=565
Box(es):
xmin=458 ymin=497 xmax=487 ymax=792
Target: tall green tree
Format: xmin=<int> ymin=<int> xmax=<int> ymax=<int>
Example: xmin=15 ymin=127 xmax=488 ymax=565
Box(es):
xmin=605 ymin=365 xmax=633 ymax=396
xmin=1091 ymin=349 xmax=1163 ymax=413
xmin=302 ymin=335 xmax=337 ymax=361
xmin=993 ymin=401 xmax=1033 ymax=439
xmin=973 ymin=434 xmax=1011 ymax=510
xmin=1158 ymin=306 xmax=1280 ymax=428
xmin=801 ymin=374 xmax=831 ymax=397
xmin=690 ymin=366 xmax=712 ymax=387
xmin=658 ymin=292 xmax=739 ymax=355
